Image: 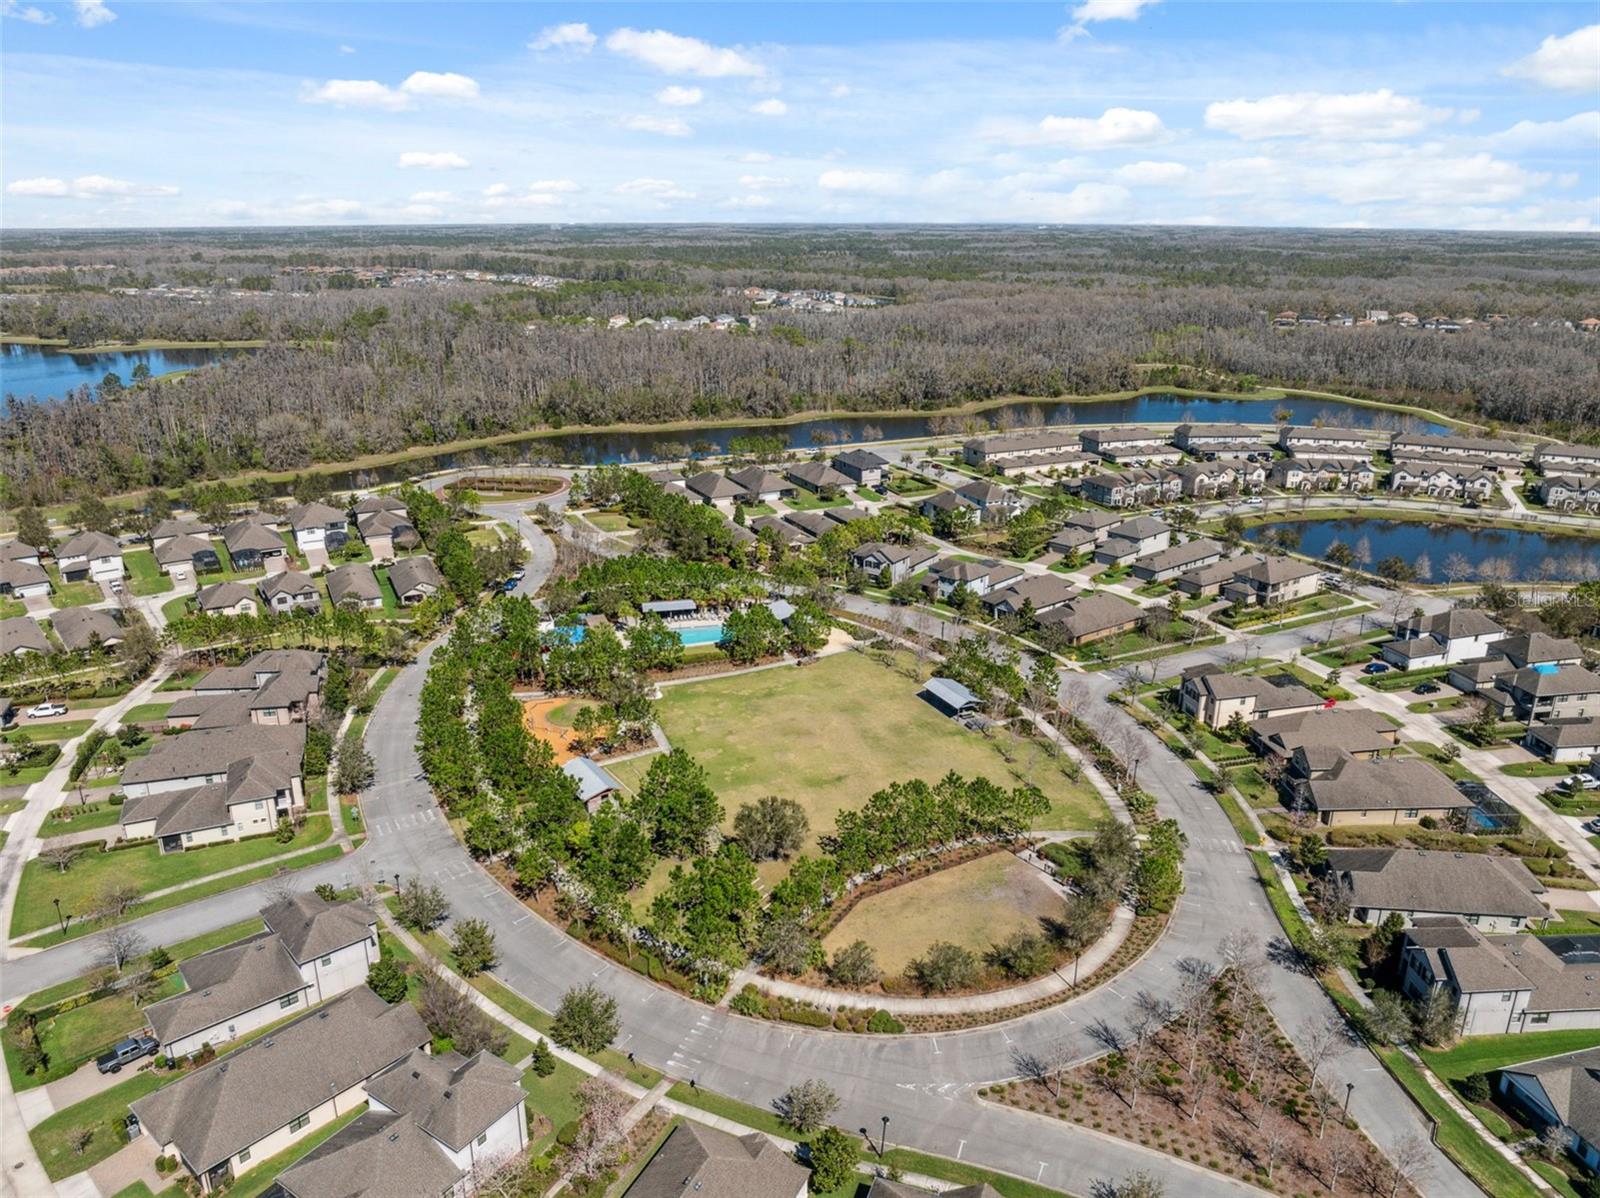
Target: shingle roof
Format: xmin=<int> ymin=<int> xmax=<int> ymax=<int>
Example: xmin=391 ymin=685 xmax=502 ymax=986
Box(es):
xmin=783 ymin=510 xmax=838 ymax=538
xmin=326 ymin=563 xmax=381 ymax=606
xmin=980 ymin=573 xmax=1078 ymax=611
xmin=155 ymin=534 xmax=219 ymax=568
xmin=259 ymin=570 xmax=319 ymax=601
xmin=0 ymin=540 xmax=41 ymax=564
xmin=151 ymin=518 xmax=210 ymax=541
xmin=50 ymin=607 xmax=122 ymax=651
xmin=1252 ymin=708 xmax=1396 ymax=756
xmin=1306 ymin=753 xmax=1475 ymax=813
xmin=622 ymin=1122 xmax=810 ymax=1198
xmin=1499 ymin=1050 xmax=1600 ymax=1150
xmin=56 ymin=530 xmax=121 ymax=559
xmin=1133 ymin=539 xmax=1224 ymax=574
xmin=1492 ymin=633 xmax=1585 ymax=667
xmin=130 ymin=988 xmax=428 ymax=1174
xmin=0 ymin=558 xmax=49 ymax=592
xmin=1410 ymin=608 xmax=1504 ymax=641
xmin=955 ymin=479 xmax=1011 ymax=504
xmin=365 ymin=1049 xmax=523 ymax=1150
xmin=387 ymin=555 xmax=444 ymax=598
xmin=1234 ymin=555 xmax=1321 ymax=584
xmin=686 ymin=471 xmax=745 ymax=501
xmin=350 ymin=493 xmax=409 ymax=515
xmin=726 ymin=466 xmax=789 ymax=495
xmin=221 ymin=518 xmax=284 ymax=555
xmin=1 ymin=617 xmax=53 ymax=655
xmin=1507 ymin=664 xmax=1600 ymax=698
xmin=275 ymin=1110 xmax=463 ymax=1198
xmin=196 ymin=581 xmax=256 ymax=612
xmin=1107 ymin=515 xmax=1169 ymax=539
xmin=121 ymin=723 xmax=304 ymax=789
xmin=785 ymin=461 xmax=850 ymax=489
xmin=834 ymin=449 xmax=888 ymax=470
xmin=1038 ymin=592 xmax=1143 ymax=640
xmin=287 ymin=501 xmax=347 ymax=530
xmin=1188 ymin=672 xmax=1322 ymax=712
xmin=1326 ymin=847 xmax=1548 ymax=920
xmin=261 ymin=893 xmax=375 ymax=963
xmin=1526 ymin=718 xmax=1600 ymax=751
xmin=144 ymin=931 xmax=307 ymax=1045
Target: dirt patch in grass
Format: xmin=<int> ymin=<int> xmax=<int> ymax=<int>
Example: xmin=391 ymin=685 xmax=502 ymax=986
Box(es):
xmin=820 ymin=851 xmax=1062 ymax=977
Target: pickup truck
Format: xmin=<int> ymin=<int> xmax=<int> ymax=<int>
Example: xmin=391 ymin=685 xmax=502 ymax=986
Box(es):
xmin=96 ymin=1035 xmax=159 ymax=1074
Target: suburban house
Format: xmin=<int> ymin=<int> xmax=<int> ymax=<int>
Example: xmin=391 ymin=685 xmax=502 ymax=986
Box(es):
xmin=119 ymin=724 xmax=307 ymax=852
xmin=1046 ymin=525 xmax=1097 ymax=559
xmin=979 ymin=573 xmax=1078 ymax=619
xmin=784 ymin=461 xmax=851 ymax=494
xmin=1497 ymin=1050 xmax=1600 ymax=1173
xmin=179 ymin=649 xmax=326 ymax=728
xmin=1036 ymin=592 xmax=1144 ymax=645
xmin=1131 ymin=538 xmax=1225 ymax=583
xmin=955 ymin=478 xmax=1022 ymax=519
xmin=726 ymin=466 xmax=794 ymax=504
xmin=1390 ymin=433 xmax=1526 ymax=473
xmin=1062 ymin=510 xmax=1124 ymax=541
xmin=1525 ymin=718 xmax=1600 ymax=764
xmin=685 ymin=471 xmax=745 ymax=512
xmin=359 ymin=1048 xmax=527 ymax=1177
xmin=1178 ymin=665 xmax=1324 ymax=729
xmin=824 ymin=505 xmax=871 ymax=526
xmin=326 ymin=562 xmax=383 ymax=610
xmin=923 ymin=557 xmax=1023 ymax=599
xmin=1095 ymin=515 xmax=1172 ymax=566
xmin=1277 ymin=426 xmax=1379 ymax=455
xmin=1172 ymin=461 xmax=1265 ymax=498
xmin=260 ymin=570 xmax=322 ymax=614
xmin=287 ymin=502 xmax=350 ymax=553
xmin=1250 ymin=707 xmax=1401 ymax=766
xmin=1172 ymin=422 xmax=1263 ymax=458
xmin=1080 ymin=426 xmax=1181 ymax=465
xmin=222 ymin=517 xmax=288 ymax=572
xmin=1295 ymin=752 xmax=1474 ymax=826
xmin=156 ymin=534 xmax=222 ymax=577
xmin=622 ymin=1122 xmax=809 ymax=1198
xmin=1535 ymin=444 xmax=1600 ymax=474
xmin=849 ymin=541 xmax=937 ymax=583
xmin=752 ymin=515 xmax=809 ymax=546
xmin=0 ymin=542 xmax=51 ymax=600
xmin=962 ymin=429 xmax=1092 ymax=474
xmin=55 ymin=530 xmax=123 ymax=584
xmin=51 ymin=607 xmax=123 ymax=653
xmin=150 ymin=518 xmax=211 ymax=549
xmin=1270 ymin=457 xmax=1376 ymax=492
xmin=351 ymin=495 xmax=419 ymax=560
xmin=1080 ymin=467 xmax=1182 ymax=508
xmin=196 ymin=581 xmax=260 ymax=617
xmin=1388 ymin=460 xmax=1497 ymax=501
xmin=563 ymin=756 xmax=623 ymax=814
xmin=388 ymin=555 xmax=446 ymax=606
xmin=782 ymin=510 xmax=838 ymax=540
xmin=1382 ymin=608 xmax=1505 ymax=669
xmin=1538 ymin=476 xmax=1600 ymax=511
xmin=1402 ymin=916 xmax=1600 ymax=1036
xmin=1 ymin=616 xmax=53 ymax=656
xmin=1323 ymin=847 xmax=1549 ymax=931
xmin=1491 ymin=633 xmax=1586 ymax=670
xmin=129 ymin=987 xmax=430 ymax=1194
xmin=1176 ymin=555 xmax=1258 ymax=598
xmin=142 ymin=894 xmax=378 ymax=1058
xmin=918 ymin=490 xmax=976 ymax=521
xmin=1497 ymin=665 xmax=1600 ymax=723
xmin=1222 ymin=555 xmax=1322 ymax=607
xmin=832 ymin=449 xmax=889 ymax=486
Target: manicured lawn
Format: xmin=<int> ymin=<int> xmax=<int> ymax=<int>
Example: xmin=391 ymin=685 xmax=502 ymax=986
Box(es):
xmin=585 ymin=511 xmax=633 ymax=532
xmin=44 ymin=567 xmax=103 ymax=608
xmin=120 ymin=701 xmax=173 ymax=724
xmin=819 ymin=852 xmax=1063 ymax=975
xmin=11 ymin=819 xmax=333 ymax=937
xmin=0 ymin=595 xmax=25 ymax=618
xmin=14 ymin=718 xmax=95 ymax=742
xmin=159 ymin=593 xmax=193 ymax=624
xmin=606 ymin=653 xmax=1107 ymax=864
xmin=31 ymin=1070 xmax=167 ymax=1179
xmin=156 ymin=669 xmax=205 ymax=692
xmin=1412 ymin=742 xmax=1482 ymax=783
xmin=40 ymin=803 xmax=122 ymax=838
xmin=1423 ymin=1029 xmax=1600 ymax=1081
xmin=1501 ymin=761 xmax=1579 ymax=778
xmin=1539 ymin=909 xmax=1600 ymax=935
xmin=122 ymin=550 xmax=174 ymax=597
xmin=1228 ymin=765 xmax=1279 ymax=811
xmin=522 ymin=1056 xmax=587 ymax=1152
xmin=784 ymin=490 xmax=851 ymax=510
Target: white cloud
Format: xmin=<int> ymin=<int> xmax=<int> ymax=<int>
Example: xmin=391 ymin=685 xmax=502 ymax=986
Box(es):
xmin=1502 ymin=25 xmax=1600 ymax=94
xmin=1205 ymin=89 xmax=1449 ymax=140
xmin=1032 ymin=107 xmax=1168 ymax=149
xmin=605 ymin=28 xmax=763 ymax=77
xmin=613 ymin=177 xmax=694 ymax=199
xmin=482 ymin=183 xmax=511 ymax=197
xmin=337 ymin=44 xmax=355 ymax=55
xmin=529 ymin=179 xmax=579 ymax=192
xmin=1113 ymin=160 xmax=1190 ymax=185
xmin=739 ymin=174 xmax=791 ymax=190
xmin=1061 ymin=0 xmax=1158 ymax=40
xmin=410 ymin=190 xmax=455 ymax=203
xmin=284 ymin=198 xmax=364 ymax=219
xmin=529 ymin=22 xmax=595 ymax=52
xmin=720 ymin=194 xmax=774 ymax=209
xmin=397 ymin=151 xmax=469 ymax=169
xmin=2 ymin=1 xmax=55 ymax=24
xmin=818 ymin=169 xmax=905 ymax=194
xmin=399 ymin=71 xmax=479 ymax=100
xmin=303 ymin=79 xmax=411 ymax=110
xmin=1485 ymin=111 xmax=1600 ymax=151
xmin=741 ymin=152 xmax=773 ymax=163
xmin=830 ymin=83 xmax=852 ymax=98
xmin=622 ymin=113 xmax=692 ymax=137
xmin=657 ymin=86 xmax=703 ymax=107
xmin=1011 ymin=181 xmax=1130 ymax=220
xmin=399 ymin=204 xmax=442 ymax=218
xmin=483 ymin=192 xmax=561 ymax=210
xmin=73 ymin=0 xmax=114 ymax=28
xmin=750 ymin=98 xmax=788 ymax=117
xmin=8 ymin=175 xmax=177 ymax=199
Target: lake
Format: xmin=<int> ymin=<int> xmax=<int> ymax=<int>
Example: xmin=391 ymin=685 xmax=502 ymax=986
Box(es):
xmin=1244 ymin=517 xmax=1600 ymax=581
xmin=1 ymin=343 xmax=245 ymax=401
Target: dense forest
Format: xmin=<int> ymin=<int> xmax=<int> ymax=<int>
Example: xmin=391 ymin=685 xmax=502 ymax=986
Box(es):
xmin=2 ymin=225 xmax=1597 ymax=505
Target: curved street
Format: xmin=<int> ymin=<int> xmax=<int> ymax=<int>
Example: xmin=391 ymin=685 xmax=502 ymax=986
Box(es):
xmin=0 ymin=492 xmax=1482 ymax=1198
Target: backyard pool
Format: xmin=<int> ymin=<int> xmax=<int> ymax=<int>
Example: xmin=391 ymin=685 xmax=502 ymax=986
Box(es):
xmin=676 ymin=624 xmax=725 ymax=647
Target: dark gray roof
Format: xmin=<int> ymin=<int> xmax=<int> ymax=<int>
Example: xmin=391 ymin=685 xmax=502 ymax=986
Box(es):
xmin=726 ymin=466 xmax=790 ymax=495
xmin=144 ymin=931 xmax=306 ymax=1045
xmin=1492 ymin=632 xmax=1585 ymax=667
xmin=287 ymin=501 xmax=347 ymax=530
xmin=151 ymin=518 xmax=210 ymax=541
xmin=1527 ymin=718 xmax=1600 ymax=751
xmin=259 ymin=570 xmax=319 ymax=601
xmin=326 ymin=562 xmax=381 ymax=606
xmin=686 ymin=471 xmax=744 ymax=500
xmin=1326 ymin=847 xmax=1548 ymax=920
xmin=261 ymin=893 xmax=375 ymax=963
xmin=275 ymin=1110 xmax=464 ymax=1198
xmin=387 ymin=555 xmax=444 ymax=598
xmin=50 ymin=607 xmax=122 ymax=651
xmin=1306 ymin=753 xmax=1474 ymax=813
xmin=131 ymin=988 xmax=428 ymax=1174
xmin=783 ymin=510 xmax=838 ymax=538
xmin=1506 ymin=664 xmax=1600 ymax=699
xmin=121 ymin=723 xmax=304 ymax=789
xmin=155 ymin=534 xmax=219 ymax=568
xmin=1 ymin=617 xmax=53 ymax=655
xmin=56 ymin=529 xmax=121 ymax=559
xmin=1408 ymin=608 xmax=1504 ymax=641
xmin=365 ymin=1049 xmax=523 ymax=1151
xmin=350 ymin=493 xmax=409 ymax=515
xmin=222 ymin=519 xmax=285 ymax=554
xmin=785 ymin=461 xmax=850 ymax=489
xmin=1499 ymin=1050 xmax=1600 ymax=1149
xmin=623 ymin=1122 xmax=810 ymax=1198
xmin=195 ymin=581 xmax=256 ymax=612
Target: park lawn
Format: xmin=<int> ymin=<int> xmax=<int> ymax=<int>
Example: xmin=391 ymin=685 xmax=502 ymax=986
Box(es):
xmin=606 ymin=653 xmax=1106 ymax=860
xmin=17 ymin=718 xmax=96 ymax=742
xmin=522 ymin=1056 xmax=587 ymax=1153
xmin=1423 ymin=1029 xmax=1600 ymax=1082
xmin=121 ymin=701 xmax=174 ymax=724
xmin=11 ymin=818 xmax=333 ymax=937
xmin=585 ymin=512 xmax=633 ymax=533
xmin=122 ymin=550 xmax=174 ymax=597
xmin=819 ymin=851 xmax=1062 ymax=976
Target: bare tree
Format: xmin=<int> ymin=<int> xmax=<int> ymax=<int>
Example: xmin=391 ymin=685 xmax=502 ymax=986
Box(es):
xmin=93 ymin=883 xmax=142 ymax=923
xmin=1239 ymin=1007 xmax=1277 ymax=1095
xmin=1323 ymin=1132 xmax=1359 ymax=1193
xmin=1218 ymin=929 xmax=1267 ymax=1003
xmin=461 ymin=1150 xmax=525 ymax=1198
xmin=1299 ymin=1014 xmax=1349 ymax=1092
xmin=1259 ymin=1109 xmax=1291 ymax=1180
xmin=94 ymin=922 xmax=147 ymax=973
xmin=1382 ymin=1134 xmax=1433 ymax=1198
xmin=1441 ymin=553 xmax=1473 ymax=589
xmin=38 ymin=843 xmax=83 ymax=874
xmin=1174 ymin=958 xmax=1218 ymax=1078
xmin=1187 ymin=1065 xmax=1216 ymax=1122
xmin=1013 ymin=1039 xmax=1075 ymax=1099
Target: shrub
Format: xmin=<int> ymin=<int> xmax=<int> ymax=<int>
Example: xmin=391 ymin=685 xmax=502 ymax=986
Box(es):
xmin=730 ymin=985 xmax=765 ymax=1018
xmin=530 ymin=1038 xmax=557 ymax=1078
xmin=556 ymin=1120 xmax=580 ymax=1148
xmin=1459 ymin=1072 xmax=1491 ymax=1104
xmin=866 ymin=1009 xmax=904 ymax=1034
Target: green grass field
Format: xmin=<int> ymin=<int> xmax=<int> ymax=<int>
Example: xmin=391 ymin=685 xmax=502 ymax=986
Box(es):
xmin=121 ymin=550 xmax=174 ymax=597
xmin=820 ymin=851 xmax=1063 ymax=975
xmin=1423 ymin=1029 xmax=1600 ymax=1081
xmin=607 ymin=652 xmax=1106 ymax=863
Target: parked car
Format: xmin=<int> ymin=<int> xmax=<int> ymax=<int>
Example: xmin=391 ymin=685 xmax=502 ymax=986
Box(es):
xmin=96 ymin=1035 xmax=158 ymax=1074
xmin=26 ymin=701 xmax=68 ymax=718
xmin=1413 ymin=682 xmax=1441 ymax=695
xmin=1584 ymin=817 xmax=1600 ymax=835
xmin=500 ymin=578 xmax=519 ymax=593
xmin=1362 ymin=662 xmax=1389 ymax=675
xmin=1568 ymin=775 xmax=1600 ymax=793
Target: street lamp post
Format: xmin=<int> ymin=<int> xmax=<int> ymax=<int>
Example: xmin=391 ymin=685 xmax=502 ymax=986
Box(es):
xmin=1343 ymin=1082 xmax=1354 ymax=1118
xmin=52 ymin=897 xmax=67 ymax=935
xmin=393 ymin=873 xmax=402 ymax=894
xmin=880 ymin=1116 xmax=890 ymax=1158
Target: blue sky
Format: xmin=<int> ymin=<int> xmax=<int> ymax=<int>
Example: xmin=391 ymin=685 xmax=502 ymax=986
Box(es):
xmin=2 ymin=1 xmax=1596 ymax=229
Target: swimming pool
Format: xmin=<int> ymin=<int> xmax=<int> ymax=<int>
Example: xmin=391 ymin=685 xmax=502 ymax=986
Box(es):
xmin=676 ymin=624 xmax=725 ymax=647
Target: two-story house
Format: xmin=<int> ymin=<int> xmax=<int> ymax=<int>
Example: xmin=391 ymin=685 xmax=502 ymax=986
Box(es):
xmin=1178 ymin=665 xmax=1324 ymax=729
xmin=849 ymin=541 xmax=938 ymax=583
xmin=1080 ymin=426 xmax=1182 ymax=465
xmin=55 ymin=530 xmax=123 ymax=584
xmin=286 ymin=502 xmax=350 ymax=553
xmin=260 ymin=570 xmax=322 ymax=614
xmin=1221 ymin=555 xmax=1322 ymax=607
xmin=1381 ymin=608 xmax=1505 ymax=670
xmin=832 ymin=449 xmax=889 ymax=487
